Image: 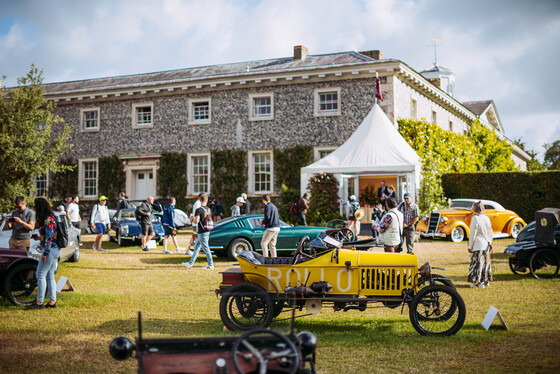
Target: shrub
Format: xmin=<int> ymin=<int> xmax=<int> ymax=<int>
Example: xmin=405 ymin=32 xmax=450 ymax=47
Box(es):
xmin=307 ymin=173 xmax=341 ymax=224
xmin=158 ymin=152 xmax=188 ymax=210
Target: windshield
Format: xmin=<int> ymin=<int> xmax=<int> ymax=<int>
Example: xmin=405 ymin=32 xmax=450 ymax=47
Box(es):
xmin=449 ymin=201 xmax=474 ymax=210
xmin=119 ymin=211 xmax=137 ymax=221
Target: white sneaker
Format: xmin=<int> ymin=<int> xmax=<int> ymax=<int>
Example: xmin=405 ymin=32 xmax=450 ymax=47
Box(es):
xmin=163 ymin=249 xmax=172 ymax=254
xmin=92 ymin=244 xmax=97 ymax=250
xmin=182 ymin=262 xmax=192 ymax=269
xmin=470 ymin=284 xmax=478 ymax=288
xmin=176 ymin=247 xmax=185 ymax=253
xmin=186 ymin=250 xmax=194 ymax=256
xmin=204 ymin=265 xmax=214 ymax=270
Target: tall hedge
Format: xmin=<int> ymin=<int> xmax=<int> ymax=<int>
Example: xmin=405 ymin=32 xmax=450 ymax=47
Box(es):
xmin=441 ymin=171 xmax=560 ymax=222
xmin=212 ymin=149 xmax=247 ymax=214
xmin=158 ymin=152 xmax=188 ymax=210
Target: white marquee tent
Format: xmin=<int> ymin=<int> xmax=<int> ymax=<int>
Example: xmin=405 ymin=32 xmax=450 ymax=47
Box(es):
xmin=300 ymin=104 xmax=421 ymax=211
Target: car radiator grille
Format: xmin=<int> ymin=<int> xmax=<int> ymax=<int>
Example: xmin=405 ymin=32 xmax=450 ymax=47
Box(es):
xmin=360 ymin=266 xmax=415 ymax=295
xmin=427 ymin=212 xmax=441 ymax=233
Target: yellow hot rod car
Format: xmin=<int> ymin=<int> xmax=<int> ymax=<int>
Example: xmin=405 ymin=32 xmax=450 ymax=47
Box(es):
xmin=216 ymin=234 xmax=466 ymax=337
xmin=416 ymin=199 xmax=526 ymax=243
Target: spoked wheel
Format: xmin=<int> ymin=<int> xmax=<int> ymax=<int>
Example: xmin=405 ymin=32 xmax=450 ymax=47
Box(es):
xmin=232 ymin=328 xmax=300 ymax=374
xmin=529 ymin=249 xmax=559 ymax=279
xmin=220 ymin=282 xmax=274 ymax=332
xmin=330 ymin=229 xmax=357 ymax=243
xmin=409 ymin=284 xmax=466 ymax=336
xmin=509 ymin=258 xmax=527 ymax=275
xmin=272 ymin=300 xmax=285 ymax=318
xmin=2 ymin=262 xmax=38 ymax=306
xmin=228 ymin=238 xmax=253 ymax=260
xmin=449 ymin=227 xmax=465 ymax=243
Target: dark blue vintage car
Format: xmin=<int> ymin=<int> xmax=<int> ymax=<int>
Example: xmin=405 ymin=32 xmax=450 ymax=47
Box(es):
xmin=108 ymin=209 xmax=165 ymax=246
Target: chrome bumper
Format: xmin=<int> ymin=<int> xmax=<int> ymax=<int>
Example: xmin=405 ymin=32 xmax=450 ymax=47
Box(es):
xmin=418 ymin=231 xmax=446 ymax=238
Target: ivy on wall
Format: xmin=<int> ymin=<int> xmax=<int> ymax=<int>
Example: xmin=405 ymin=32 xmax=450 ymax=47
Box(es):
xmin=97 ymin=155 xmax=126 ymax=206
xmin=212 ymin=149 xmax=247 ymax=215
xmin=398 ymin=118 xmax=518 ymax=213
xmin=274 ymin=145 xmax=314 ymax=191
xmin=158 ymin=152 xmax=188 ymax=210
xmin=307 ymin=172 xmax=342 ymax=225
xmin=48 ymin=157 xmax=78 ymax=200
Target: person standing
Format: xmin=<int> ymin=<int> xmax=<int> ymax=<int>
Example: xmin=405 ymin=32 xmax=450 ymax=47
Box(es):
xmin=231 ymin=197 xmax=244 ymax=217
xmin=61 ymin=196 xmax=72 ymax=211
xmin=90 ymin=196 xmax=110 ymax=251
xmin=182 ymin=193 xmax=214 ymax=270
xmin=27 ymin=198 xmax=60 ymax=309
xmin=116 ymin=191 xmax=132 ymax=216
xmin=66 ymin=196 xmax=81 ymax=230
xmin=162 ymin=197 xmax=187 ymax=254
xmin=379 ymin=198 xmax=404 ymax=253
xmin=377 ymin=181 xmax=388 ymax=209
xmin=371 ymin=203 xmax=386 ymax=245
xmin=386 ymin=185 xmax=396 ymax=202
xmin=7 ymin=196 xmax=36 ymax=253
xmin=212 ymin=198 xmax=225 ymax=222
xmin=137 ymin=196 xmax=156 ymax=252
xmin=240 ymin=193 xmax=251 ymax=215
xmin=467 ymin=201 xmax=494 ymax=288
xmin=260 ymin=195 xmax=280 ymax=258
xmin=398 ymin=193 xmax=419 ymax=254
xmin=297 ymin=193 xmax=310 ymax=226
xmin=346 ymin=195 xmax=361 ymax=236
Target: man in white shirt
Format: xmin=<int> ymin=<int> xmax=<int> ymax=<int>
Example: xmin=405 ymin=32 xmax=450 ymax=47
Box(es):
xmin=90 ymin=196 xmax=110 ymax=251
xmin=66 ymin=195 xmax=81 ymax=230
xmin=380 ymin=198 xmax=404 ymax=253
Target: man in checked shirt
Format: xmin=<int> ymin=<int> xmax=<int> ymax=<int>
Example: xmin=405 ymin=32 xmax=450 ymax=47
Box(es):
xmin=398 ymin=192 xmax=419 ymax=254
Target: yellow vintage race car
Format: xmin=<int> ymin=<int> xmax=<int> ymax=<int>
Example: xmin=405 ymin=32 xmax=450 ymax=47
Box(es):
xmin=416 ymin=198 xmax=526 ymax=243
xmin=216 ymin=235 xmax=466 ymax=337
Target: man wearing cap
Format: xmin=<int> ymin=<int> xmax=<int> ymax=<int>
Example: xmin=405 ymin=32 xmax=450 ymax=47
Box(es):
xmin=90 ymin=196 xmax=110 ymax=251
xmin=398 ymin=193 xmax=419 ymax=254
xmin=231 ymin=197 xmax=245 ymax=217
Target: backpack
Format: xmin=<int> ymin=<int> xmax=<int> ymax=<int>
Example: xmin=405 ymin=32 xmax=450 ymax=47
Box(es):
xmin=54 ymin=216 xmax=69 ymax=248
xmin=135 ymin=206 xmax=143 ymax=221
xmin=123 ymin=199 xmax=134 ymax=209
xmin=201 ymin=207 xmax=214 ymax=232
xmin=290 ymin=202 xmax=299 ymax=216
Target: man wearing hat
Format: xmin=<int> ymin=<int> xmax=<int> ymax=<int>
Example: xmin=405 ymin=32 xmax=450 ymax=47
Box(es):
xmin=231 ymin=196 xmax=245 ymax=217
xmin=398 ymin=192 xmax=419 ymax=254
xmin=90 ymin=196 xmax=111 ymax=251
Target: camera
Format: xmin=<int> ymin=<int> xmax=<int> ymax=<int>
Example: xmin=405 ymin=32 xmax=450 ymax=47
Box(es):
xmin=8 ymin=217 xmax=16 ymax=223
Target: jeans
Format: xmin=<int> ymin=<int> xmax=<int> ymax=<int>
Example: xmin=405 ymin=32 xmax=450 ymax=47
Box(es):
xmin=36 ymin=245 xmax=61 ymax=303
xmin=188 ymin=232 xmax=213 ymax=267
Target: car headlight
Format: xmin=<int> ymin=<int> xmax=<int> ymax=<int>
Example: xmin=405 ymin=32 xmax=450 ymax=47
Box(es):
xmin=422 ymin=215 xmax=428 ymax=222
xmin=440 ymin=217 xmax=448 ymax=223
xmin=121 ymin=225 xmax=129 ymax=235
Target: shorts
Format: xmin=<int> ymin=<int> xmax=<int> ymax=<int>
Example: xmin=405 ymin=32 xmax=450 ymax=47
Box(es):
xmin=9 ymin=237 xmax=31 ymax=252
xmin=141 ymin=222 xmax=154 ymax=236
xmin=95 ymin=223 xmax=106 ymax=234
xmin=163 ymin=225 xmax=176 ymax=237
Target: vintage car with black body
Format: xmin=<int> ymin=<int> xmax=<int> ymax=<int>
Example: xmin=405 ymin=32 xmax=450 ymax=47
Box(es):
xmin=505 ymin=208 xmax=560 ymax=279
xmin=416 ymin=198 xmax=526 ymax=242
xmin=206 ymin=215 xmax=326 ymax=260
xmin=108 ymin=208 xmax=165 ymax=246
xmin=110 ymin=312 xmax=318 ymax=374
xmin=0 ymin=248 xmax=39 ymax=306
xmin=216 ymin=234 xmax=466 ymax=337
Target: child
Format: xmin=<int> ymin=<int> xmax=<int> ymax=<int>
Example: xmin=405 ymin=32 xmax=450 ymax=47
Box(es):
xmin=371 ymin=203 xmax=385 ymax=245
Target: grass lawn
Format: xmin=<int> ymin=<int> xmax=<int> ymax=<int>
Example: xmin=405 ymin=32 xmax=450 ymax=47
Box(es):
xmin=1 ymin=233 xmax=559 ymax=373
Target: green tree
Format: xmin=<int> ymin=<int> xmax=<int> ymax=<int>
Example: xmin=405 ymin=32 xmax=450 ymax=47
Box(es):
xmin=469 ymin=119 xmax=517 ymax=172
xmin=513 ymin=138 xmax=545 ymax=171
xmin=0 ymin=65 xmax=72 ymax=211
xmin=544 ymin=140 xmax=560 ymax=170
xmin=307 ymin=172 xmax=341 ymax=224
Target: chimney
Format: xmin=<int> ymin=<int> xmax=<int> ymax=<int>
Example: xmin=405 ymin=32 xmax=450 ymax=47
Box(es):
xmin=294 ymin=45 xmax=309 ymax=61
xmin=360 ymin=50 xmax=383 ymax=60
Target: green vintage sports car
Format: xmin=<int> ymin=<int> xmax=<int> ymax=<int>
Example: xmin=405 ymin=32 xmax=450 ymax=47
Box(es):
xmin=206 ymin=215 xmax=326 ymax=260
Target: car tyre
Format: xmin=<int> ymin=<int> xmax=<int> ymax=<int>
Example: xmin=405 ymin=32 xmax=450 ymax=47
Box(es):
xmin=508 ymin=257 xmax=527 ymax=275
xmin=529 ymin=249 xmax=559 ymax=279
xmin=227 ymin=238 xmax=253 ymax=260
xmin=449 ymin=227 xmax=465 ymax=243
xmin=409 ymin=284 xmax=466 ymax=336
xmin=510 ymin=222 xmax=524 ymax=239
xmin=68 ymin=239 xmax=80 ymax=262
xmin=219 ymin=282 xmax=274 ymax=332
xmin=2 ymin=262 xmax=38 ymax=306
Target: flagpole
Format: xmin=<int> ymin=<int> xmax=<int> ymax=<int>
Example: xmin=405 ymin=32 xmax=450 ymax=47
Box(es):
xmin=375 ymin=71 xmax=378 ymax=105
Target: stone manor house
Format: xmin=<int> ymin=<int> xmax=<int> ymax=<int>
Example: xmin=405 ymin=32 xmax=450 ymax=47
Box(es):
xmin=39 ymin=45 xmax=530 ymax=202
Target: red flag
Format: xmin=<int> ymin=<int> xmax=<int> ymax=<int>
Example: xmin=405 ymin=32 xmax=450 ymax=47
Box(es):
xmin=375 ymin=76 xmax=384 ymax=101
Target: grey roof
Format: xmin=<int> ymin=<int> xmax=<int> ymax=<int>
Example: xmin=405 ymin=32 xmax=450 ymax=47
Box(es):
xmin=420 ymin=64 xmax=453 ymax=74
xmin=43 ymin=51 xmax=389 ymax=95
xmin=462 ymin=100 xmax=493 ymax=116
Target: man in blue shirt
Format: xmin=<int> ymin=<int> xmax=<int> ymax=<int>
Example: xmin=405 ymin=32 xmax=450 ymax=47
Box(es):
xmin=259 ymin=194 xmax=280 ymax=258
xmin=162 ymin=197 xmax=189 ymax=254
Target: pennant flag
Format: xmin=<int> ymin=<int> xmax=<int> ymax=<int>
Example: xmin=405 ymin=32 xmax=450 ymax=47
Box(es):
xmin=375 ymin=76 xmax=384 ymax=101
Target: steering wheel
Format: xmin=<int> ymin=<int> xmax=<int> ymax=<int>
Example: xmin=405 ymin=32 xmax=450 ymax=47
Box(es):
xmin=292 ymin=237 xmax=315 ymax=265
xmin=330 ymin=228 xmax=357 ymax=243
xmin=232 ymin=328 xmax=300 ymax=374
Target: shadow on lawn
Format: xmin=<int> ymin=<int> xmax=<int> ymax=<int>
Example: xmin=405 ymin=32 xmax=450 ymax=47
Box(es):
xmin=96 ymin=317 xmax=226 ymax=336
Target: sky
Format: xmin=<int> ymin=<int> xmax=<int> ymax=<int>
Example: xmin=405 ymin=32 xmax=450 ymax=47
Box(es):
xmin=1 ymin=0 xmax=559 ymax=160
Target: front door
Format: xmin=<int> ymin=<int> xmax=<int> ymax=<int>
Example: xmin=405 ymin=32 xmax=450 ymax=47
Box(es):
xmin=134 ymin=170 xmax=153 ymax=200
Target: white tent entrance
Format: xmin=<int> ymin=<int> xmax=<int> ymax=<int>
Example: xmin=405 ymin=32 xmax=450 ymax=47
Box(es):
xmin=301 ymin=104 xmax=421 ymax=218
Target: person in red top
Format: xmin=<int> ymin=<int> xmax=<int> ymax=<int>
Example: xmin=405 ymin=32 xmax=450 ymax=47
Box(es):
xmin=297 ymin=193 xmax=310 ymax=226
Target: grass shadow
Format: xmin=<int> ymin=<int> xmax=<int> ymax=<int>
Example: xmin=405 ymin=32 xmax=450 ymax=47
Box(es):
xmin=96 ymin=317 xmax=229 ymax=337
